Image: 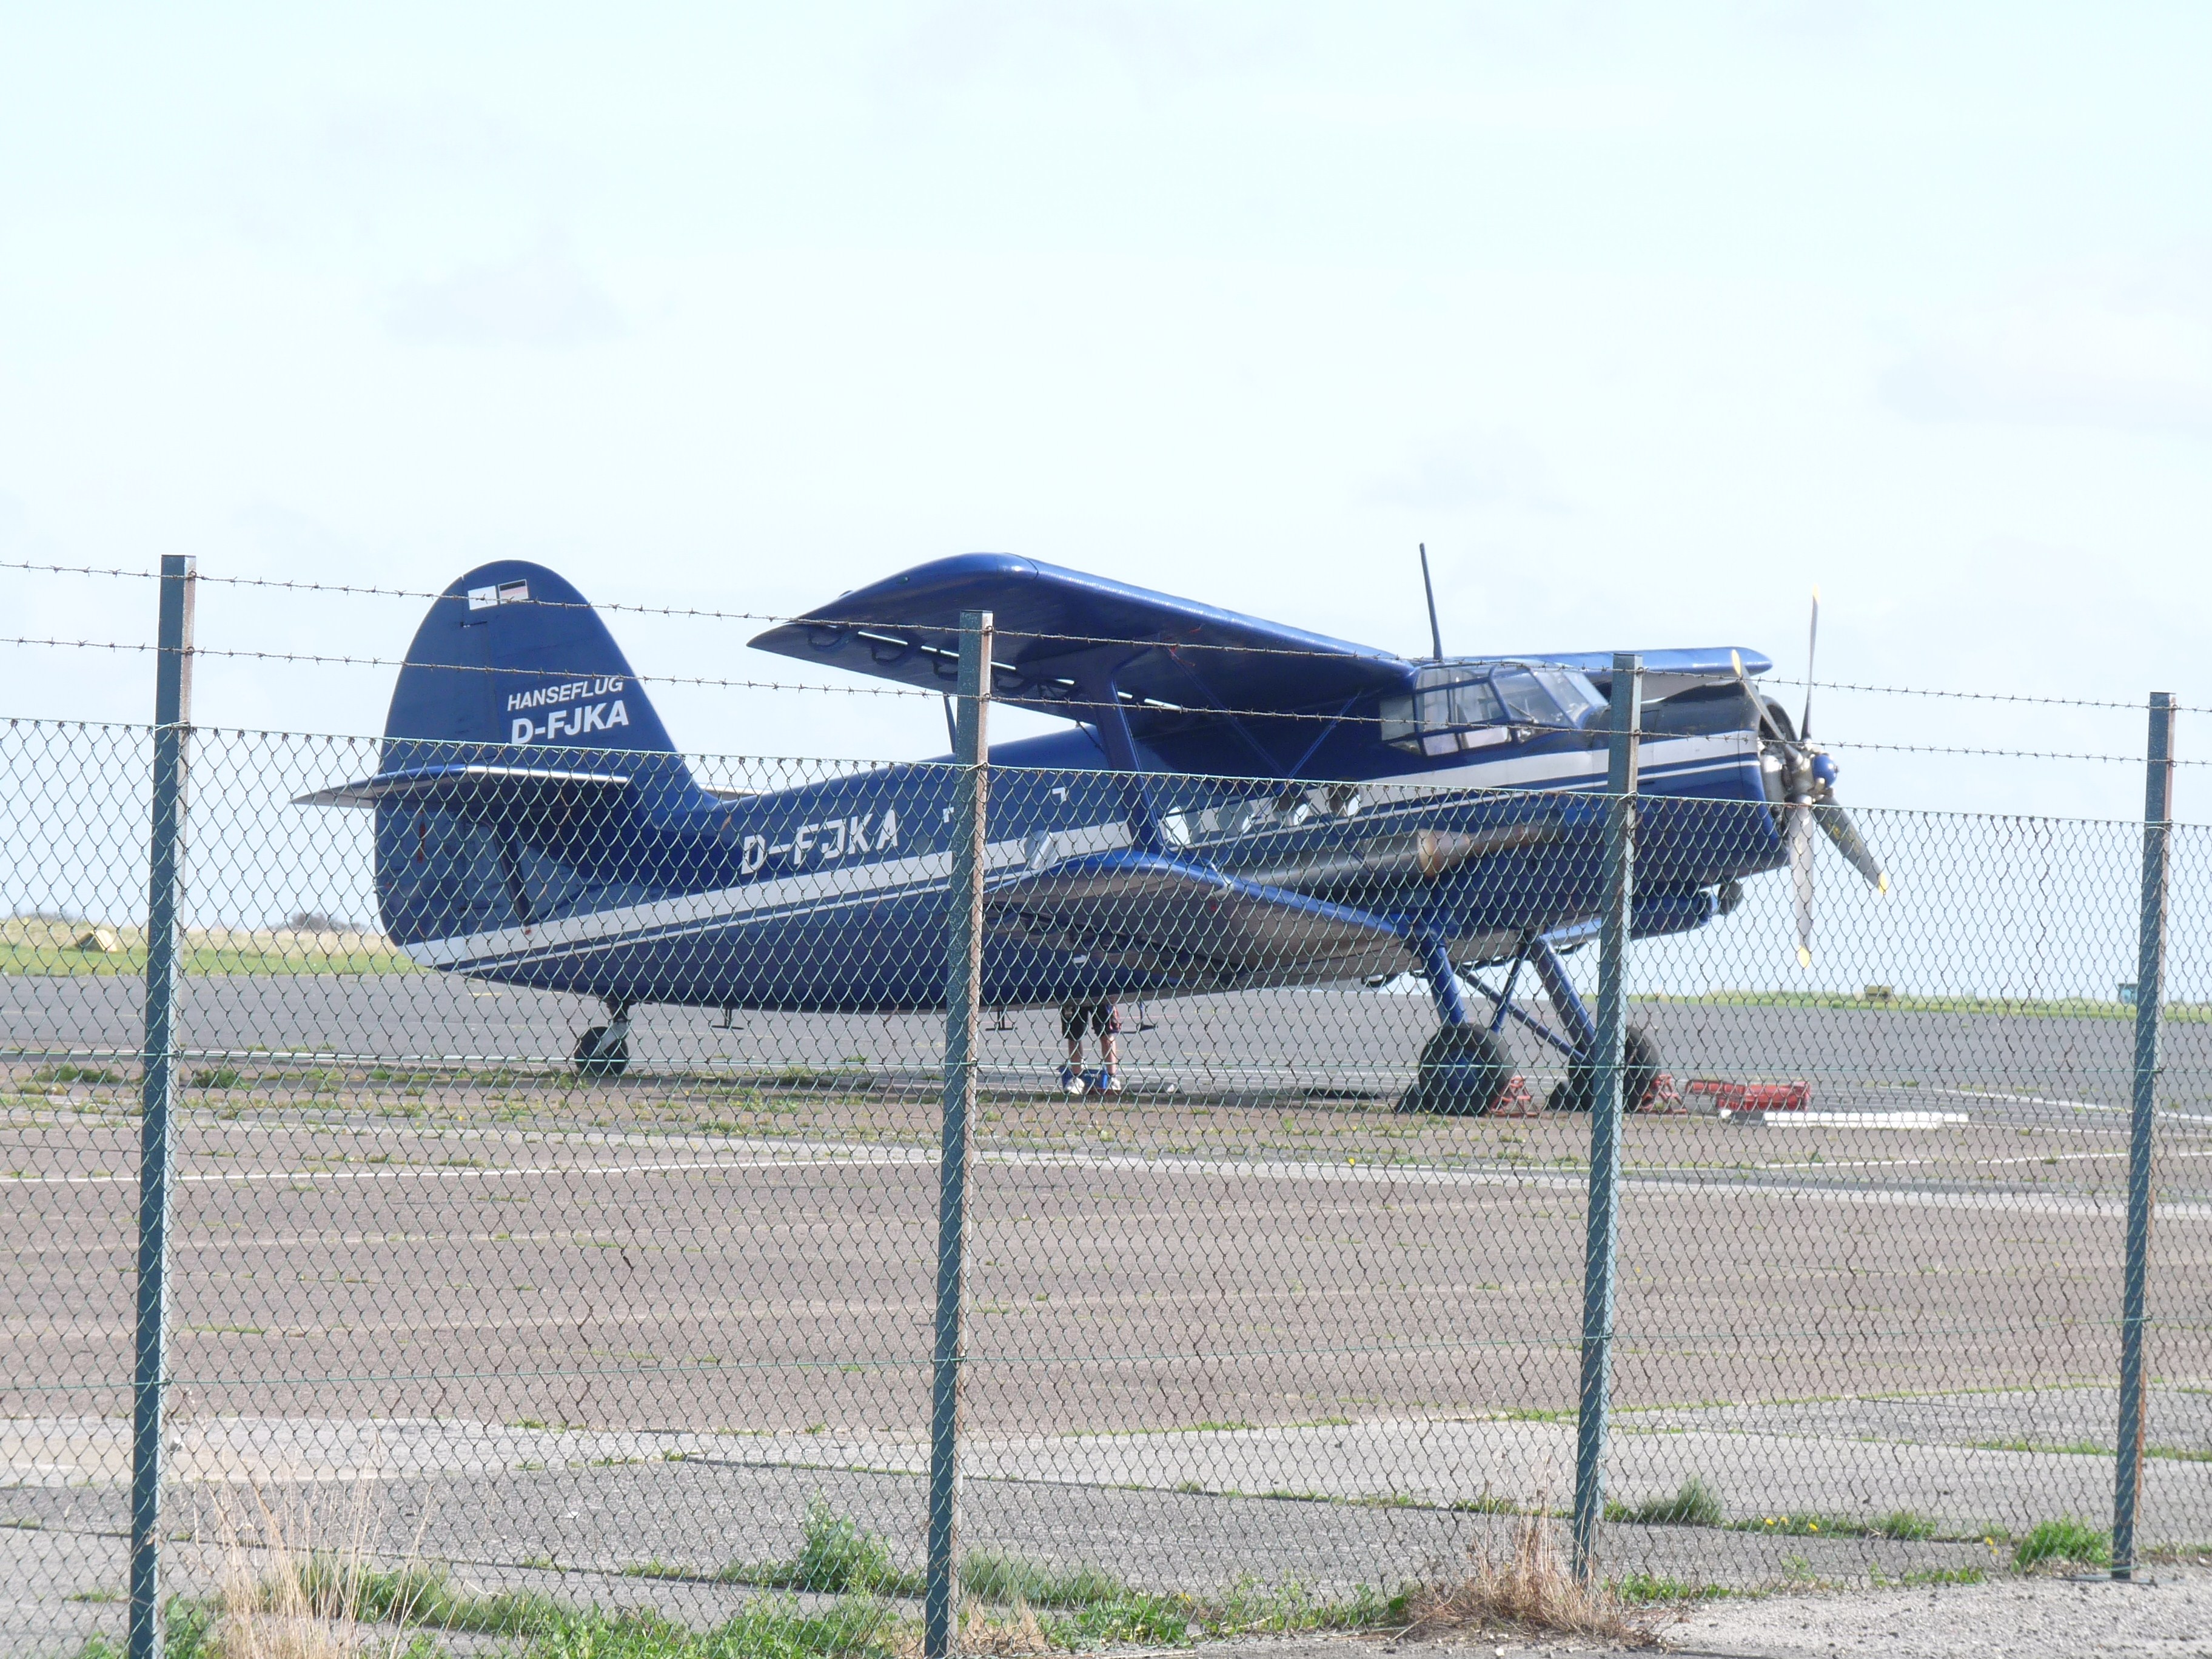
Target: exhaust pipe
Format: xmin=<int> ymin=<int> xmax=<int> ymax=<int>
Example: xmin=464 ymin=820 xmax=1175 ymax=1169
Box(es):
xmin=1232 ymin=821 xmax=1561 ymax=896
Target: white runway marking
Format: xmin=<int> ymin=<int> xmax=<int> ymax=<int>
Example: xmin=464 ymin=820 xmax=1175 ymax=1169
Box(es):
xmin=12 ymin=1130 xmax=2212 ymax=1220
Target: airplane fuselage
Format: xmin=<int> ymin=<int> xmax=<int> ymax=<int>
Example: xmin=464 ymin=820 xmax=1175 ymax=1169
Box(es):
xmin=375 ymin=712 xmax=1783 ymax=1013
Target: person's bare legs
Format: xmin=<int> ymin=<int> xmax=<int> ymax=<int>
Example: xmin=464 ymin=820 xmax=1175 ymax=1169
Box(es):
xmin=1096 ymin=1002 xmax=1121 ymax=1090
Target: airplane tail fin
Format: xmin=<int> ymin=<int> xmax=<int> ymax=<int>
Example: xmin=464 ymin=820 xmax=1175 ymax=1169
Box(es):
xmin=365 ymin=561 xmax=701 ymax=951
xmin=383 ymin=561 xmax=686 ymax=765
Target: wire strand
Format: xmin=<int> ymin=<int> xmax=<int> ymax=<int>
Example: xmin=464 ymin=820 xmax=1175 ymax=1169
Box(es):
xmin=7 ymin=558 xmax=2206 ymax=718
xmin=3 ymin=634 xmax=2201 ymax=764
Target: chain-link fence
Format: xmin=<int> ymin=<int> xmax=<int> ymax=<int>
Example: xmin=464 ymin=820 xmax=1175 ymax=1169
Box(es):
xmin=6 ymin=699 xmax=2209 ymax=1656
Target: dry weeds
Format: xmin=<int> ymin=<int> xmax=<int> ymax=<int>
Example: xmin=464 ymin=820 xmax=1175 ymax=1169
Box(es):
xmin=886 ymin=1598 xmax=1051 ymax=1658
xmin=1401 ymin=1510 xmax=1659 ymax=1647
xmin=958 ymin=1597 xmax=1051 ymax=1656
xmin=209 ymin=1484 xmax=424 ymax=1659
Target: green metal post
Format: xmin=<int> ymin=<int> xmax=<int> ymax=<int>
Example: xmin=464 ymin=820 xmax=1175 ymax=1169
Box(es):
xmin=130 ymin=556 xmax=195 ymax=1659
xmin=925 ymin=610 xmax=991 ymax=1657
xmin=2114 ymin=691 xmax=2174 ymax=1579
xmin=1573 ymin=652 xmax=1640 ymax=1584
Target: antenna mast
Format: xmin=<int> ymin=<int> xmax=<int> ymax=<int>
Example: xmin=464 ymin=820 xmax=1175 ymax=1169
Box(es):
xmin=1419 ymin=543 xmax=1444 ymax=661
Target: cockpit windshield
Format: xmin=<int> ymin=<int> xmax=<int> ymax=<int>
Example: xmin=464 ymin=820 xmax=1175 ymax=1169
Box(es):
xmin=1379 ymin=660 xmax=1606 ymax=756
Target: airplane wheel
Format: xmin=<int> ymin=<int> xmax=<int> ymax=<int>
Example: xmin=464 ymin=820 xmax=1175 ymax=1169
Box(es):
xmin=573 ymin=1026 xmax=629 ymax=1079
xmin=1547 ymin=1027 xmax=1660 ymax=1113
xmin=1397 ymin=1024 xmax=1513 ymax=1116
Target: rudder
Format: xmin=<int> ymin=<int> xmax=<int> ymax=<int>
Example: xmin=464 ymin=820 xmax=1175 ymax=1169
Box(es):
xmin=384 ymin=560 xmax=683 ymax=760
xmin=373 ymin=561 xmax=697 ymax=953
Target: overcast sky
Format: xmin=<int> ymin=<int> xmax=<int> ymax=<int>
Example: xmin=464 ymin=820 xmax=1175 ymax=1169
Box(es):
xmin=4 ymin=4 xmax=2210 ymax=825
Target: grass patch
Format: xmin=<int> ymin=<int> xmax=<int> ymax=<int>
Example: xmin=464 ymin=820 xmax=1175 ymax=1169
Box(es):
xmin=1205 ymin=1579 xmax=1404 ymax=1638
xmin=1732 ymin=1512 xmax=1864 ymax=1538
xmin=293 ymin=1556 xmax=569 ymax=1634
xmin=957 ymin=1550 xmax=1125 ymax=1609
xmin=1875 ymin=1509 xmax=1940 ymax=1541
xmin=492 ymin=1598 xmax=910 ymax=1658
xmin=714 ymin=1499 xmax=925 ymax=1595
xmin=559 ymin=1552 xmax=1404 ymax=1655
xmin=31 ymin=1064 xmax=122 ymax=1086
xmin=1607 ymin=1476 xmax=1723 ymax=1528
xmin=1639 ymin=990 xmax=2212 ymax=1023
xmin=1449 ymin=1492 xmax=1527 ymax=1516
xmin=73 ymin=1598 xmax=215 ymax=1659
xmin=1614 ymin=1570 xmax=1728 ymax=1604
xmin=1889 ymin=1564 xmax=1988 ymax=1587
xmin=2013 ymin=1517 xmax=2111 ymax=1570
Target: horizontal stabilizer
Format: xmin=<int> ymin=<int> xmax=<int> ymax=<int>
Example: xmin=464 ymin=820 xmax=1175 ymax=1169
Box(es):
xmin=987 ymin=849 xmax=1406 ymax=990
xmin=293 ymin=763 xmax=632 ymax=811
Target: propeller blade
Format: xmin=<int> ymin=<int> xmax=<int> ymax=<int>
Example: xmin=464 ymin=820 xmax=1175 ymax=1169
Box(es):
xmin=1790 ymin=802 xmax=1815 ymax=967
xmin=1801 ymin=586 xmax=1820 ymax=740
xmin=1815 ymin=801 xmax=1889 ymax=894
xmin=1732 ymin=649 xmax=1784 ymax=742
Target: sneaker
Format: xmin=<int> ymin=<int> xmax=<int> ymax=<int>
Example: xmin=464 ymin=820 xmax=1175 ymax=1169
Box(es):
xmin=1094 ymin=1068 xmax=1122 ymax=1094
xmin=1059 ymin=1065 xmax=1086 ymax=1097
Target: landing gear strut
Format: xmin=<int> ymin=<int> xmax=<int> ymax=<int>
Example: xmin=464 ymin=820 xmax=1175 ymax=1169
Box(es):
xmin=1396 ymin=934 xmax=1514 ymax=1115
xmin=572 ymin=1000 xmax=632 ymax=1079
xmin=1398 ymin=930 xmax=1663 ymax=1115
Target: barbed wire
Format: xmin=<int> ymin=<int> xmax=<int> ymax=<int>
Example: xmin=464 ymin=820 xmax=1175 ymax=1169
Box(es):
xmin=1761 ymin=674 xmax=2160 ymax=714
xmin=0 ymin=634 xmax=1508 ymax=728
xmin=5 ymin=560 xmax=2198 ymax=717
xmin=0 ymin=635 xmax=939 ymax=703
xmin=0 ymin=558 xmax=1410 ymax=662
xmin=2 ymin=633 xmax=2202 ymax=765
xmin=4 ymin=559 xmax=2205 ymax=746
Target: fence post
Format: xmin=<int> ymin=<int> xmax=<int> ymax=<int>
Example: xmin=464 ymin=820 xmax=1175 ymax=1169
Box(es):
xmin=2114 ymin=690 xmax=2175 ymax=1580
xmin=926 ymin=609 xmax=992 ymax=1658
xmin=130 ymin=555 xmax=195 ymax=1659
xmin=1573 ymin=651 xmax=1641 ymax=1584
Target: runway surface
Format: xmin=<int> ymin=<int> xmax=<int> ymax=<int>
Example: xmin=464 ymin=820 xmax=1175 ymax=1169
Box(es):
xmin=9 ymin=968 xmax=2212 ymax=1106
xmin=8 ymin=972 xmax=2212 ymax=1651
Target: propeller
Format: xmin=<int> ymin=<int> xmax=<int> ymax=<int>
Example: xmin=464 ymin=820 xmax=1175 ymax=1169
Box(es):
xmin=1789 ymin=803 xmax=1816 ymax=968
xmin=1740 ymin=594 xmax=1888 ymax=967
xmin=1786 ymin=590 xmax=1821 ymax=964
xmin=1802 ymin=586 xmax=1820 ymax=741
xmin=1730 ymin=649 xmax=1786 ymax=742
xmin=1815 ymin=801 xmax=1888 ymax=891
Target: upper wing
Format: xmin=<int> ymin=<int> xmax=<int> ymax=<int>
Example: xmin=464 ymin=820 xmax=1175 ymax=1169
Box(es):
xmin=747 ymin=554 xmax=1412 ymax=725
xmin=1526 ymin=648 xmax=1774 ymax=700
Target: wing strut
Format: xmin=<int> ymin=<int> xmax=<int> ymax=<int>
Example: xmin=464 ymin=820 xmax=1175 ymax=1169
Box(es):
xmin=1088 ymin=669 xmax=1170 ymax=855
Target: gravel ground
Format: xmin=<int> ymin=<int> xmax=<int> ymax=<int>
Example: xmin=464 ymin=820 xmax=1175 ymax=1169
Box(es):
xmin=1196 ymin=1564 xmax=2212 ymax=1655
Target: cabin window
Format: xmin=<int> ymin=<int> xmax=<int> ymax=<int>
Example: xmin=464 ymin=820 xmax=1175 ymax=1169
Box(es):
xmin=1382 ymin=661 xmax=1607 ymax=754
xmin=1378 ymin=695 xmax=1415 ymax=746
xmin=1529 ymin=666 xmax=1607 ymax=725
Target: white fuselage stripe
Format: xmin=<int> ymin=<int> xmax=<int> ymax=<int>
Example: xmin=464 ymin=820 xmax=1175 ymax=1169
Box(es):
xmin=404 ymin=732 xmax=1756 ymax=973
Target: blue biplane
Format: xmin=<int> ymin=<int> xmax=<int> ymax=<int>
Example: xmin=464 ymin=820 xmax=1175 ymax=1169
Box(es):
xmin=303 ymin=555 xmax=1883 ymax=1112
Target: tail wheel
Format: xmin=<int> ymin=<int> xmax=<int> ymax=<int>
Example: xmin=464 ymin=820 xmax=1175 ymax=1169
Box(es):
xmin=1397 ymin=1023 xmax=1514 ymax=1116
xmin=573 ymin=1026 xmax=629 ymax=1079
xmin=1548 ymin=1026 xmax=1660 ymax=1113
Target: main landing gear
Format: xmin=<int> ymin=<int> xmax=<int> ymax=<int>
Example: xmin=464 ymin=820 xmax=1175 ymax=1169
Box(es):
xmin=1396 ymin=931 xmax=1661 ymax=1117
xmin=572 ymin=999 xmax=632 ymax=1079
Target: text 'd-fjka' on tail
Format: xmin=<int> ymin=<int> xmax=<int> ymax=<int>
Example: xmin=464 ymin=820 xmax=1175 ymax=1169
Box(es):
xmin=302 ymin=561 xmax=704 ymax=961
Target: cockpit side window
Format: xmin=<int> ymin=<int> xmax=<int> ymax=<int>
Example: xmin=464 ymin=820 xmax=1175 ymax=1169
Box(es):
xmin=1411 ymin=666 xmax=1503 ymax=732
xmin=1489 ymin=666 xmax=1551 ymax=726
xmin=1530 ymin=665 xmax=1607 ymax=726
xmin=1379 ymin=660 xmax=1604 ymax=754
